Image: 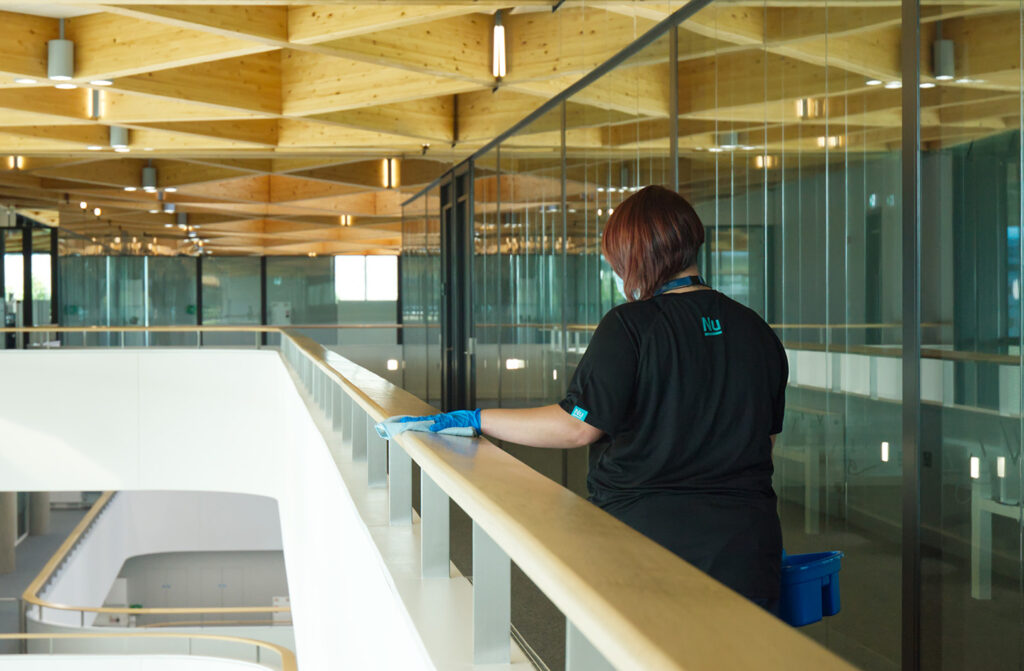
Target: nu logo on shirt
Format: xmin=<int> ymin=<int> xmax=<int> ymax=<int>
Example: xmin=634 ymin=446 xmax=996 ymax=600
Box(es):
xmin=702 ymin=317 xmax=723 ymax=336
xmin=571 ymin=406 xmax=589 ymax=421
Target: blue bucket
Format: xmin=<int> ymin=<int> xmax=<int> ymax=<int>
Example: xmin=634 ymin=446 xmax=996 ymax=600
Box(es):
xmin=778 ymin=551 xmax=843 ymax=627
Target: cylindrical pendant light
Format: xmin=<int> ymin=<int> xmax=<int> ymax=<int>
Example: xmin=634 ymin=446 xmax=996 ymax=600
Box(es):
xmin=716 ymin=131 xmax=740 ymax=150
xmin=933 ymin=39 xmax=955 ymax=81
xmin=47 ymin=39 xmax=74 ymax=81
xmin=110 ymin=126 xmax=129 ymax=150
xmin=142 ymin=164 xmax=157 ymax=192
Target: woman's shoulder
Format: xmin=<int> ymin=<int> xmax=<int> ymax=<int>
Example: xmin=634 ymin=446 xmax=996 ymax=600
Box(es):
xmin=605 ymin=299 xmax=662 ymax=326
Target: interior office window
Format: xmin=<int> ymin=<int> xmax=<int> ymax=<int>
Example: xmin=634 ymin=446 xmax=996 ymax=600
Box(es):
xmin=334 ymin=255 xmax=397 ymax=301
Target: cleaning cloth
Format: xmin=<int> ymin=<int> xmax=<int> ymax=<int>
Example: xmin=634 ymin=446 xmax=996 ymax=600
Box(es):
xmin=374 ymin=415 xmax=477 ymax=440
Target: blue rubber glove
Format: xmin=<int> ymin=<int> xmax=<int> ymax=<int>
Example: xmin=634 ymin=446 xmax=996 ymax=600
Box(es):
xmin=427 ymin=409 xmax=481 ymax=434
xmin=397 ymin=410 xmax=481 ymax=435
xmin=397 ymin=414 xmax=438 ymax=423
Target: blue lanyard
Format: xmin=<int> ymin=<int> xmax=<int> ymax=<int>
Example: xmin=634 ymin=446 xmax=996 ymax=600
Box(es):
xmin=654 ymin=275 xmax=709 ymax=296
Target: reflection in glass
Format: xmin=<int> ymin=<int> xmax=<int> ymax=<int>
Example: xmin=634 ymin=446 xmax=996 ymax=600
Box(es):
xmin=920 ymin=4 xmax=1024 ymax=670
xmin=202 ymin=257 xmax=261 ymax=347
xmin=147 ymin=257 xmax=197 ymax=346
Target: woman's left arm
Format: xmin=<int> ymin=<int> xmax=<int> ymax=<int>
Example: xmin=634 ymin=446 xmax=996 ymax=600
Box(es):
xmin=481 ymin=404 xmax=603 ymax=449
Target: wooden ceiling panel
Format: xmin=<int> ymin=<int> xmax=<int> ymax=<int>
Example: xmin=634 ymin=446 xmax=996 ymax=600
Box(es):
xmin=0 ymin=1 xmax=1018 ymax=255
xmin=65 ymin=12 xmax=277 ymax=80
xmin=114 ymin=52 xmax=283 ymax=115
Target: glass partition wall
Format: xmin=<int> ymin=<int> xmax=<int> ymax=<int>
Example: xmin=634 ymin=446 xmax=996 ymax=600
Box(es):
xmin=400 ymin=1 xmax=1023 ymax=669
xmin=921 ymin=4 xmax=1024 ymax=670
xmin=53 ymin=253 xmax=401 ymax=375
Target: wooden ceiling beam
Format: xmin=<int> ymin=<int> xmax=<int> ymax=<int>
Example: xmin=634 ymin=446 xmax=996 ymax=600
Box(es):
xmin=280 ymin=50 xmax=479 ymax=116
xmin=0 ymin=125 xmax=111 ymax=148
xmin=131 ymin=120 xmax=280 ymax=147
xmin=153 ymin=161 xmax=254 ymax=188
xmin=173 ymin=174 xmax=270 ymax=203
xmin=176 ymin=157 xmax=275 ymax=174
xmin=287 ymin=5 xmax=485 ymax=45
xmin=507 ymin=60 xmax=672 ymax=117
xmin=65 ymin=12 xmax=277 ymax=80
xmin=308 ymin=97 xmax=455 ymax=144
xmin=101 ymin=5 xmax=288 ymax=44
xmin=0 ymin=110 xmax=91 ymax=128
xmin=0 ymin=87 xmax=89 ymax=124
xmin=314 ymin=14 xmax=491 ymax=83
xmin=124 ymin=128 xmax=267 ymax=151
xmin=101 ymin=90 xmax=269 ymax=124
xmin=33 ymin=159 xmax=146 ymax=189
xmin=0 ymin=132 xmax=89 ymax=151
xmin=504 ymin=8 xmax=660 ymax=83
xmin=269 ymin=175 xmax=364 ymax=203
xmin=277 ymin=119 xmax=427 ymax=150
xmin=111 ymin=52 xmax=282 ymax=115
xmin=0 ymin=11 xmax=58 ymax=80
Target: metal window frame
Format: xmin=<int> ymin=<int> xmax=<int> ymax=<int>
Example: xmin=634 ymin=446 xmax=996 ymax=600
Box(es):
xmin=439 ymin=161 xmax=476 ymax=411
xmin=260 ymin=256 xmax=268 ymax=346
xmin=901 ymin=1 xmax=923 ymax=669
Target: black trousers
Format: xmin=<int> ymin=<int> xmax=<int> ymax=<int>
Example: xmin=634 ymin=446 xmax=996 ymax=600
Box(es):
xmin=597 ymin=490 xmax=783 ymax=603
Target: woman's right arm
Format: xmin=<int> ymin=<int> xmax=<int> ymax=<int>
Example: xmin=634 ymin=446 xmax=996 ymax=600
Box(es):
xmin=481 ymin=404 xmax=603 ymax=449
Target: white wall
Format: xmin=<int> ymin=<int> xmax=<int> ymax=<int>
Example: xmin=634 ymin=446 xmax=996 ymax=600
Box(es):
xmin=35 ymin=491 xmax=282 ymax=628
xmin=119 ymin=551 xmax=287 ymax=622
xmin=0 ymin=350 xmax=433 ymax=670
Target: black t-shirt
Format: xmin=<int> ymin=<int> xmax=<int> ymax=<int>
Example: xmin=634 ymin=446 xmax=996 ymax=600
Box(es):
xmin=558 ymin=289 xmax=788 ymax=599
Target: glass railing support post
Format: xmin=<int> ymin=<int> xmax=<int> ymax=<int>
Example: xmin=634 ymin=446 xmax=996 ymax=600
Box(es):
xmin=331 ymin=384 xmax=343 ymax=433
xmin=367 ymin=423 xmax=387 ymax=488
xmin=351 ymin=407 xmax=367 ymax=461
xmin=340 ymin=394 xmax=353 ymax=449
xmin=324 ymin=376 xmax=334 ymax=426
xmin=388 ymin=441 xmax=412 ymax=525
xmin=566 ymin=620 xmax=614 ymax=671
xmin=472 ymin=521 xmax=510 ymax=664
xmin=313 ymin=367 xmax=320 ymax=404
xmin=420 ymin=474 xmax=449 ymax=578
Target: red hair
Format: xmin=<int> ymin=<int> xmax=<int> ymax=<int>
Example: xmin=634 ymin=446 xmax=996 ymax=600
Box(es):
xmin=601 ymin=185 xmax=706 ymax=301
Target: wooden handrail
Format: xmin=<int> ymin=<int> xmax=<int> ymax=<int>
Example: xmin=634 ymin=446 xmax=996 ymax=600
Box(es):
xmin=0 ymin=324 xmax=402 ymax=333
xmin=0 ymin=324 xmax=1014 ymax=365
xmin=139 ymin=619 xmax=292 ymax=628
xmin=478 ymin=321 xmax=949 ymax=331
xmin=782 ymin=340 xmax=1020 ymax=365
xmin=22 ymin=492 xmax=290 ymax=618
xmin=0 ymin=632 xmax=296 ymax=671
xmin=281 ymin=329 xmax=855 ymax=671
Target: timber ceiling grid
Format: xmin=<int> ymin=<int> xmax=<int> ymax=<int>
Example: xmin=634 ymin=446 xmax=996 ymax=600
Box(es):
xmin=0 ymin=1 xmax=1018 ymax=256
